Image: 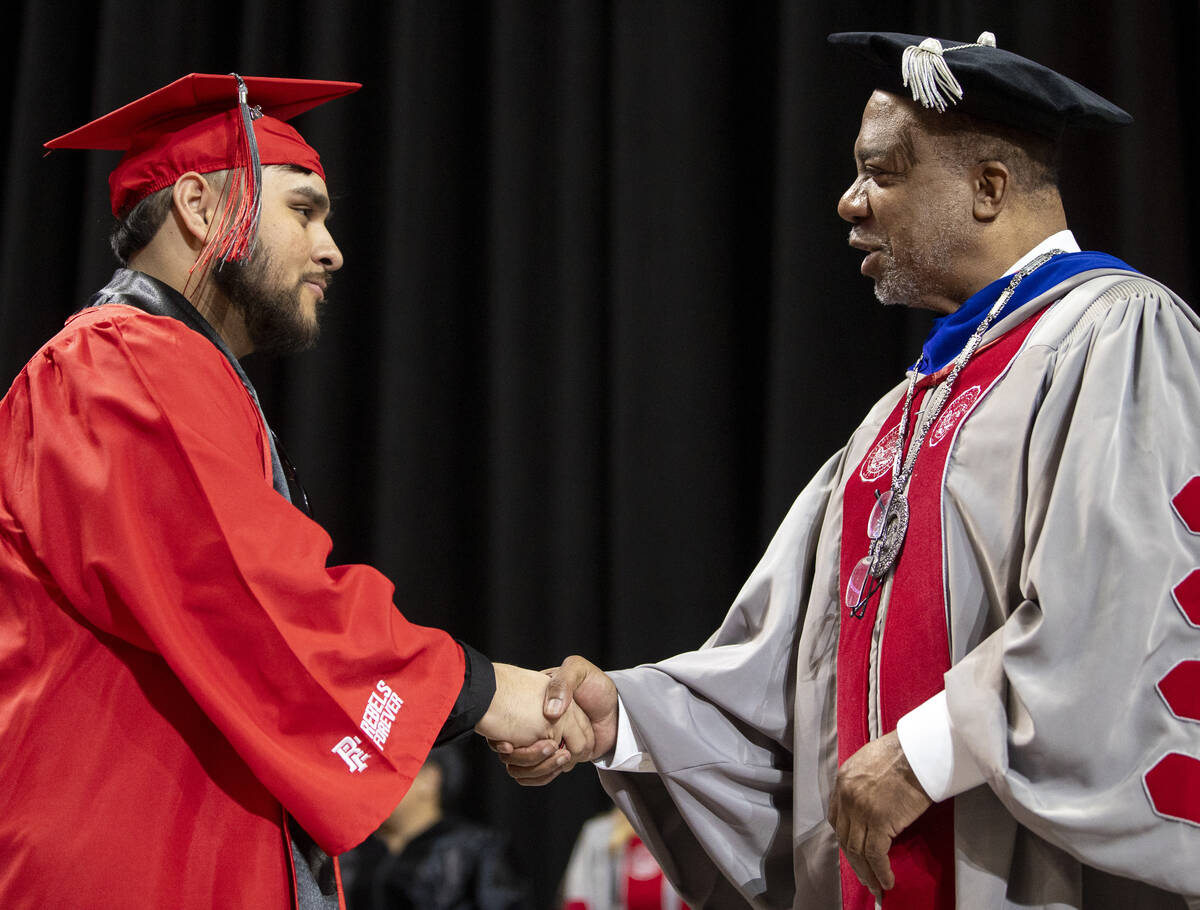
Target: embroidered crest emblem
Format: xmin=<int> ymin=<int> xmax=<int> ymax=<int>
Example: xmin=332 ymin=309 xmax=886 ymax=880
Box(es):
xmin=360 ymin=680 xmax=405 ymax=749
xmin=929 ymin=385 xmax=981 ymax=447
xmin=332 ymin=735 xmax=370 ymax=773
xmin=860 ymin=423 xmax=901 ymax=482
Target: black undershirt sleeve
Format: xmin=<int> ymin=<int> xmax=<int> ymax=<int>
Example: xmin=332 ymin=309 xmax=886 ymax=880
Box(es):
xmin=435 ymin=641 xmax=496 ymax=743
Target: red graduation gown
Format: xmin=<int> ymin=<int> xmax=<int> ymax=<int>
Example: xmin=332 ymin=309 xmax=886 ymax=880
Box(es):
xmin=0 ymin=305 xmax=464 ymax=908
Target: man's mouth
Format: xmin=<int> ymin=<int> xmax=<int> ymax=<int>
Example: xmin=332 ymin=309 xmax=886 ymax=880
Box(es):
xmin=301 ymin=276 xmax=329 ymax=300
xmin=848 ymin=234 xmax=885 ymax=276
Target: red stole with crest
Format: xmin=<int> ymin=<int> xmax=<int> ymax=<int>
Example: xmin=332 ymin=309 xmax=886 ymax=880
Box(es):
xmin=835 ymin=309 xmax=1046 ymax=910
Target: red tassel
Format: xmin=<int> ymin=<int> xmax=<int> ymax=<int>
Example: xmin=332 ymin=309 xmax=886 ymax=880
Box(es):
xmin=188 ymin=74 xmax=263 ymax=291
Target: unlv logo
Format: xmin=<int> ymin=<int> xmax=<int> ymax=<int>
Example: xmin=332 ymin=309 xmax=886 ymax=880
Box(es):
xmin=331 ymin=736 xmax=370 ymax=773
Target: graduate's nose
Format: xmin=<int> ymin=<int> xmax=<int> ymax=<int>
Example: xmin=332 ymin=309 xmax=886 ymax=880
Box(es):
xmin=313 ymin=224 xmax=343 ymax=272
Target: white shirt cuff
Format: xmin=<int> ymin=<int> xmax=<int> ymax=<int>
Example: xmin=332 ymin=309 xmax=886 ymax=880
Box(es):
xmin=592 ymin=693 xmax=656 ymax=772
xmin=895 ymin=690 xmax=987 ymax=802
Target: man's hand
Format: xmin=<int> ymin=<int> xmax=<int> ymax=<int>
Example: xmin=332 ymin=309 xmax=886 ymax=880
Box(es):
xmin=827 ymin=730 xmax=932 ymax=901
xmin=474 ymin=663 xmax=595 ymax=783
xmin=488 ymin=655 xmax=619 ymax=786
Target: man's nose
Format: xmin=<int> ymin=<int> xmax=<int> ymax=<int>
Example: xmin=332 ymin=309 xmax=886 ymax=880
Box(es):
xmin=837 ymin=178 xmax=869 ymax=224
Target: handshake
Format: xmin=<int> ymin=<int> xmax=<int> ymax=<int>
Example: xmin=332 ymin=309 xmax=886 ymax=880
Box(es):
xmin=473 ymin=657 xmax=617 ymax=786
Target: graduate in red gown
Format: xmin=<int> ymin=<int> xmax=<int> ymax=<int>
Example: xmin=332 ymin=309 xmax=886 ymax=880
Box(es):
xmin=0 ymin=73 xmax=590 ymax=910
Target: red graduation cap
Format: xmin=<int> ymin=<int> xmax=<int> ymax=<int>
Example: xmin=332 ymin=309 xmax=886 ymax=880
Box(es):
xmin=45 ymin=73 xmax=360 ymax=220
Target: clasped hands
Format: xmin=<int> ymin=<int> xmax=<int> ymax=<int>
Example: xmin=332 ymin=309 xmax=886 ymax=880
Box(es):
xmin=473 ymin=657 xmax=619 ymax=786
xmin=474 ymin=658 xmax=932 ymax=901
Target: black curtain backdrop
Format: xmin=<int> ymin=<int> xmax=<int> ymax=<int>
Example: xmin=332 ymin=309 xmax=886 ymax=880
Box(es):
xmin=4 ymin=1 xmax=1197 ymax=906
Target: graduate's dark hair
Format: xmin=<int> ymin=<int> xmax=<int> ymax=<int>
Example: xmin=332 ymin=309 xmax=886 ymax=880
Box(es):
xmin=109 ymin=185 xmax=174 ymax=265
xmin=109 ymin=164 xmax=316 ymax=265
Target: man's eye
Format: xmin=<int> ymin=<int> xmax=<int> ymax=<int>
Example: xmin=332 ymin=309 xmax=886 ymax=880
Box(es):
xmin=864 ymin=165 xmax=899 ymax=184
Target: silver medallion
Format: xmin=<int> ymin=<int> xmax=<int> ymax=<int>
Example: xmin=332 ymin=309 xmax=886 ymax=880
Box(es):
xmin=869 ymin=491 xmax=908 ymax=578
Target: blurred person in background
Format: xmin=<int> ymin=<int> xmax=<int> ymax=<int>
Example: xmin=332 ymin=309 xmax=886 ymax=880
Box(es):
xmin=559 ymin=806 xmax=689 ymax=910
xmin=341 ymin=743 xmax=531 ymax=910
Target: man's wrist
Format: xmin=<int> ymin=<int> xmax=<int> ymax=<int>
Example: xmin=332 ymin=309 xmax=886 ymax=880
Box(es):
xmin=593 ymin=693 xmax=655 ymax=772
xmin=895 ymin=689 xmax=986 ymax=801
xmin=437 ymin=641 xmax=496 ymax=744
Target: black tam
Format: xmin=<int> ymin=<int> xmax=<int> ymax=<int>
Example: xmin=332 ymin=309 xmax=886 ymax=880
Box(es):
xmin=828 ymin=31 xmax=1132 ymax=138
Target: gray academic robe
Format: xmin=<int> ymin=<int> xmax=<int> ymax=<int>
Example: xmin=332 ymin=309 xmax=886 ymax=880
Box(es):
xmin=598 ymin=268 xmax=1200 ymax=910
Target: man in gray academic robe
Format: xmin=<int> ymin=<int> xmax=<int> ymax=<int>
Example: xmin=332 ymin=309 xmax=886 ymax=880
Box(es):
xmin=493 ymin=32 xmax=1200 ymax=910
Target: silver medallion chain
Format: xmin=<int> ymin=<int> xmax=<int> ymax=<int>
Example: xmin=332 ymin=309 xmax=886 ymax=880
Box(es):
xmin=848 ymin=250 xmax=1064 ymax=615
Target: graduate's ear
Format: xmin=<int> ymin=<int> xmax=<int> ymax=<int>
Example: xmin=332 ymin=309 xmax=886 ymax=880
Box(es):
xmin=170 ymin=171 xmax=222 ymax=246
xmin=972 ymin=161 xmax=1010 ymax=222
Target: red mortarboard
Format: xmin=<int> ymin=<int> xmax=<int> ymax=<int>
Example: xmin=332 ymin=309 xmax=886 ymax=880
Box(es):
xmin=45 ymin=73 xmax=361 ymax=218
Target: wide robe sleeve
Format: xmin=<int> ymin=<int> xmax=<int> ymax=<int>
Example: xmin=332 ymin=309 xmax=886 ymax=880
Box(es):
xmin=4 ymin=306 xmax=464 ymax=856
xmin=942 ymin=276 xmax=1200 ymax=898
xmin=598 ymin=445 xmax=857 ymax=910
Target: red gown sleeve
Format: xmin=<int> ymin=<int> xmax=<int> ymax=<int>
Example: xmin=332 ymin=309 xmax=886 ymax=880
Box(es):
xmin=8 ymin=305 xmax=464 ymax=854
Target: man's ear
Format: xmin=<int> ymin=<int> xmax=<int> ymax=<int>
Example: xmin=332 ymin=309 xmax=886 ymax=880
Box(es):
xmin=170 ymin=172 xmax=221 ymax=246
xmin=972 ymin=161 xmax=1010 ymax=222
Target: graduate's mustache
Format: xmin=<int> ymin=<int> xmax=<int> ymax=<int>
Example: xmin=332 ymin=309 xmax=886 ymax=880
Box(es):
xmin=300 ymin=271 xmax=333 ymax=294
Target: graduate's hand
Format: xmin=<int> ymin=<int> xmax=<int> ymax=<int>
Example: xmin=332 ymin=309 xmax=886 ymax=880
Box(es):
xmin=488 ymin=655 xmax=619 ymax=786
xmin=474 ymin=663 xmax=595 ymax=780
xmin=827 ymin=730 xmax=932 ymax=901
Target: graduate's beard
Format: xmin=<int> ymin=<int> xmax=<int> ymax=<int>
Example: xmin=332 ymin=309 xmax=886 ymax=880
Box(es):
xmin=212 ymin=249 xmax=324 ymax=355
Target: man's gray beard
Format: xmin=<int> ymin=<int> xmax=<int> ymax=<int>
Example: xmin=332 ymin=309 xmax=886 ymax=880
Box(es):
xmin=212 ymin=251 xmax=321 ymax=356
xmin=872 ymin=222 xmax=970 ymax=310
xmin=872 ymin=247 xmax=923 ymax=308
